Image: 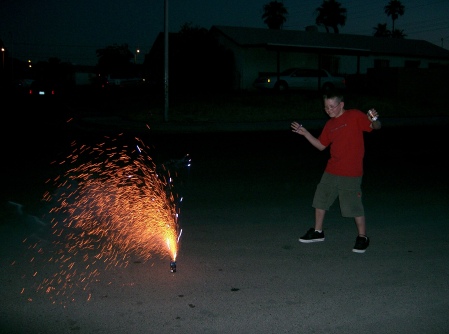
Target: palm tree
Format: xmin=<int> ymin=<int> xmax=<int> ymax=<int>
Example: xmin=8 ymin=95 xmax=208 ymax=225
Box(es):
xmin=373 ymin=23 xmax=391 ymax=37
xmin=262 ymin=1 xmax=288 ymax=30
xmin=384 ymin=0 xmax=405 ymax=32
xmin=315 ymin=0 xmax=347 ymax=33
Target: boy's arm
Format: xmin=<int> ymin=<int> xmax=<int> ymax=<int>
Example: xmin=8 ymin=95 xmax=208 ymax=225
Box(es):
xmin=291 ymin=122 xmax=326 ymax=151
xmin=304 ymin=132 xmax=326 ymax=151
xmin=371 ymin=120 xmax=381 ymax=130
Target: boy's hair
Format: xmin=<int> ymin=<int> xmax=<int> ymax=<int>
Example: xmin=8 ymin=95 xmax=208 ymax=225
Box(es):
xmin=323 ymin=89 xmax=344 ymax=102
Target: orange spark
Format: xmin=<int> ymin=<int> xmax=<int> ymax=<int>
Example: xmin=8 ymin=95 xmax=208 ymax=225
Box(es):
xmin=27 ymin=134 xmax=184 ymax=302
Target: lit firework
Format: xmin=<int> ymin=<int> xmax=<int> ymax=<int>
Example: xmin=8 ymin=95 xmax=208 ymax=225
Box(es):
xmin=26 ymin=134 xmax=185 ymax=302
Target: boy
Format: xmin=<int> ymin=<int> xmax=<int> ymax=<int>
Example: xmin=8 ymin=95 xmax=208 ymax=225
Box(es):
xmin=291 ymin=91 xmax=381 ymax=253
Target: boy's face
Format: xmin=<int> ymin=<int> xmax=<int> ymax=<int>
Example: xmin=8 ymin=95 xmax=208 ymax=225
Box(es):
xmin=324 ymin=97 xmax=344 ymax=118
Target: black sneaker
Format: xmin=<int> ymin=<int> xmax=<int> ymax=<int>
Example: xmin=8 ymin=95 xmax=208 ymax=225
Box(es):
xmin=352 ymin=235 xmax=370 ymax=253
xmin=299 ymin=228 xmax=325 ymax=243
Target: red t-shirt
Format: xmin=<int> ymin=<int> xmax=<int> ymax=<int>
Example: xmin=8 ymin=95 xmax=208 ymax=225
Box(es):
xmin=318 ymin=109 xmax=373 ymax=177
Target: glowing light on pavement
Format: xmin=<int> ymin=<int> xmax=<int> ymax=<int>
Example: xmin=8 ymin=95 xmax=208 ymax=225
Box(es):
xmin=23 ymin=134 xmax=184 ymax=303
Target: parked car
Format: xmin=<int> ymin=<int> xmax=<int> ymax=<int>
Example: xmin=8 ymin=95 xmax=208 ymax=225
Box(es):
xmin=253 ymin=68 xmax=346 ymax=92
xmin=28 ymin=79 xmax=63 ymax=96
xmin=104 ymin=75 xmax=145 ymax=88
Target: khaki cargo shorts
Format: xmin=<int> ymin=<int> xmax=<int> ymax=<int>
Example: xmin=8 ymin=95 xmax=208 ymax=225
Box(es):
xmin=312 ymin=172 xmax=364 ymax=217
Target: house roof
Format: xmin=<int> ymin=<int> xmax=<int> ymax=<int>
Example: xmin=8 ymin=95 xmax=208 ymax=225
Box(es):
xmin=211 ymin=25 xmax=449 ymax=60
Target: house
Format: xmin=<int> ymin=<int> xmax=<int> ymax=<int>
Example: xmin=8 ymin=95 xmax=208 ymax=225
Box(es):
xmin=73 ymin=65 xmax=97 ymax=86
xmin=209 ymin=25 xmax=449 ymax=92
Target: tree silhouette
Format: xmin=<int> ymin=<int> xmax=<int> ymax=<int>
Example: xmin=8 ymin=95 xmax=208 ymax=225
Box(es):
xmin=96 ymin=44 xmax=134 ymax=77
xmin=315 ymin=0 xmax=347 ymax=33
xmin=373 ymin=23 xmax=391 ymax=37
xmin=262 ymin=1 xmax=288 ymax=30
xmin=391 ymin=29 xmax=406 ymax=39
xmin=146 ymin=22 xmax=235 ymax=94
xmin=384 ymin=0 xmax=405 ymax=32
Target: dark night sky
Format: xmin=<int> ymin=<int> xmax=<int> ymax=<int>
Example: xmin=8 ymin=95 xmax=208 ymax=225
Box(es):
xmin=1 ymin=0 xmax=448 ymax=65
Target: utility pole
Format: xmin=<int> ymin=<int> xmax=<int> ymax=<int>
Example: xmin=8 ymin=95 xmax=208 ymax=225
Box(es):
xmin=1 ymin=47 xmax=4 ymax=70
xmin=164 ymin=0 xmax=169 ymax=122
xmin=134 ymin=49 xmax=140 ymax=64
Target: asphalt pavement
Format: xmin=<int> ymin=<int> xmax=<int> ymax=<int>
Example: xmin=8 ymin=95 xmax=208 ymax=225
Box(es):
xmin=1 ymin=100 xmax=449 ymax=333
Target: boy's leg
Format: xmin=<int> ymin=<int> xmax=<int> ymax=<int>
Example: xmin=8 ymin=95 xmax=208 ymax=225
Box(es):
xmin=354 ymin=216 xmax=366 ymax=236
xmin=315 ymin=208 xmax=326 ymax=231
xmin=338 ymin=176 xmax=364 ymax=222
xmin=299 ymin=211 xmax=325 ymax=242
xmin=353 ymin=216 xmax=370 ymax=253
xmin=299 ymin=172 xmax=336 ymax=243
xmin=312 ymin=172 xmax=338 ymax=230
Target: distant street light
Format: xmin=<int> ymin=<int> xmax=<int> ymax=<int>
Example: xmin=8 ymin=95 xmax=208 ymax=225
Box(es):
xmin=135 ymin=49 xmax=140 ymax=64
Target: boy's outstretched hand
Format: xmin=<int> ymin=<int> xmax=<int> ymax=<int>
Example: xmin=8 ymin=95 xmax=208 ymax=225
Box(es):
xmin=291 ymin=121 xmax=326 ymax=150
xmin=291 ymin=121 xmax=307 ymax=136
